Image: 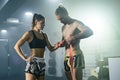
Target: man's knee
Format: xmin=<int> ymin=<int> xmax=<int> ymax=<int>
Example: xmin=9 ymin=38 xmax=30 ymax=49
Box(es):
xmin=75 ymin=67 xmax=83 ymax=80
xmin=65 ymin=71 xmax=72 ymax=80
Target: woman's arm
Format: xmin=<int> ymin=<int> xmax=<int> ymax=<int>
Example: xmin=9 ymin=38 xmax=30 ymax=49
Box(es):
xmin=14 ymin=31 xmax=30 ymax=61
xmin=44 ymin=33 xmax=59 ymax=52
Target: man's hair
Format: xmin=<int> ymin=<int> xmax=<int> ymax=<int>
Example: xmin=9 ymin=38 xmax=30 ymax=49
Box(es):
xmin=55 ymin=6 xmax=68 ymax=17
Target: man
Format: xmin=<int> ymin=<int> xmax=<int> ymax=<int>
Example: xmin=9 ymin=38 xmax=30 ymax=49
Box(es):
xmin=55 ymin=6 xmax=93 ymax=80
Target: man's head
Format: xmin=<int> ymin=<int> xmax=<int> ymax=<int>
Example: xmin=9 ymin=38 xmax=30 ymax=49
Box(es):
xmin=55 ymin=6 xmax=68 ymax=20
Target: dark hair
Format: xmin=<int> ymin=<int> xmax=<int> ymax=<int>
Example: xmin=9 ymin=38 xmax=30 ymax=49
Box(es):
xmin=55 ymin=6 xmax=68 ymax=18
xmin=32 ymin=13 xmax=45 ymax=28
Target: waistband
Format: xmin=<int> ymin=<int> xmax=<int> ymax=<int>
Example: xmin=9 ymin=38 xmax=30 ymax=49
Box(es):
xmin=32 ymin=57 xmax=45 ymax=62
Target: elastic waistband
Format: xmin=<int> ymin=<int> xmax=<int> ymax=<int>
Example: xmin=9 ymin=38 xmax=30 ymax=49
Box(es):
xmin=32 ymin=57 xmax=45 ymax=62
xmin=65 ymin=54 xmax=81 ymax=58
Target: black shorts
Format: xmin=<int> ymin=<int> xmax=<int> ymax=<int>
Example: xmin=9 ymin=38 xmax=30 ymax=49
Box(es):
xmin=25 ymin=57 xmax=46 ymax=77
xmin=64 ymin=50 xmax=85 ymax=72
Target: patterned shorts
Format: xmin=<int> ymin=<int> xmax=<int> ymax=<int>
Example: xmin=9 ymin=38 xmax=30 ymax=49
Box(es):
xmin=64 ymin=50 xmax=85 ymax=72
xmin=25 ymin=57 xmax=46 ymax=77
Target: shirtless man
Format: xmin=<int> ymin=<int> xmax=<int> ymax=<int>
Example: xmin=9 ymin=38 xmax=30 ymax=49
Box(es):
xmin=55 ymin=6 xmax=93 ymax=80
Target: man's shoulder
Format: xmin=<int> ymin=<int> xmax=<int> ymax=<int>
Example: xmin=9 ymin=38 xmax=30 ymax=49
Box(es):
xmin=62 ymin=25 xmax=65 ymax=31
xmin=73 ymin=19 xmax=84 ymax=25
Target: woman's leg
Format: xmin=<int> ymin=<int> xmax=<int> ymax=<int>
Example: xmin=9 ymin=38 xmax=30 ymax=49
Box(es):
xmin=38 ymin=75 xmax=45 ymax=80
xmin=25 ymin=73 xmax=36 ymax=80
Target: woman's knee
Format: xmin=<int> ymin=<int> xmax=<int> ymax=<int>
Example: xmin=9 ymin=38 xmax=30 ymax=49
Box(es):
xmin=25 ymin=73 xmax=36 ymax=80
xmin=38 ymin=76 xmax=45 ymax=80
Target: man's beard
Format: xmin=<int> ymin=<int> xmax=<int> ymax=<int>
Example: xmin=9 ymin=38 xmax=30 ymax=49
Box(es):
xmin=60 ymin=18 xmax=68 ymax=25
xmin=60 ymin=17 xmax=74 ymax=25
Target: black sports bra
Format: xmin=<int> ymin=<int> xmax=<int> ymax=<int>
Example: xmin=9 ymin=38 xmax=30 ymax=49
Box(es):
xmin=29 ymin=30 xmax=47 ymax=49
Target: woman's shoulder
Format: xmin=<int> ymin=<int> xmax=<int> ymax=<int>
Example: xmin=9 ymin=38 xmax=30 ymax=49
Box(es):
xmin=23 ymin=30 xmax=33 ymax=37
xmin=42 ymin=32 xmax=47 ymax=37
xmin=28 ymin=30 xmax=33 ymax=33
xmin=27 ymin=30 xmax=34 ymax=34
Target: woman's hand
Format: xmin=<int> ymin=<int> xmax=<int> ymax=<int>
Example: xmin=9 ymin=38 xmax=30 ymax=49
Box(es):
xmin=57 ymin=40 xmax=65 ymax=47
xmin=54 ymin=44 xmax=59 ymax=49
xmin=24 ymin=56 xmax=33 ymax=62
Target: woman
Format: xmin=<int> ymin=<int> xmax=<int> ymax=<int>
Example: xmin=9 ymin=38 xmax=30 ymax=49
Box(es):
xmin=14 ymin=13 xmax=59 ymax=80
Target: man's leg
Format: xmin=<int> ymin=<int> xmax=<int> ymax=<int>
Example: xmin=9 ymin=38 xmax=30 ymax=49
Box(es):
xmin=65 ymin=71 xmax=72 ymax=80
xmin=38 ymin=75 xmax=45 ymax=80
xmin=64 ymin=59 xmax=72 ymax=80
xmin=75 ymin=67 xmax=83 ymax=80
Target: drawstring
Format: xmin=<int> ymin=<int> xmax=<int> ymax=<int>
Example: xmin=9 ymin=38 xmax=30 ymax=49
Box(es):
xmin=70 ymin=44 xmax=73 ymax=72
xmin=70 ymin=44 xmax=76 ymax=80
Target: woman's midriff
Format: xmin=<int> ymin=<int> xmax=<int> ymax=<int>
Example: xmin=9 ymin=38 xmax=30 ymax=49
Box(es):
xmin=30 ymin=48 xmax=45 ymax=58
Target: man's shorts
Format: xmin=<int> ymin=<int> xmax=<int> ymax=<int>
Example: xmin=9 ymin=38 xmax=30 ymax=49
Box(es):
xmin=64 ymin=50 xmax=85 ymax=72
xmin=25 ymin=57 xmax=46 ymax=77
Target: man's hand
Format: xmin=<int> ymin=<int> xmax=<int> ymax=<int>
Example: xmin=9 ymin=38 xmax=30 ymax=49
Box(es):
xmin=65 ymin=36 xmax=74 ymax=44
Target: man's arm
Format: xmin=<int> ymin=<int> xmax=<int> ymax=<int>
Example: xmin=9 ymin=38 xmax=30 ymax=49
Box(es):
xmin=56 ymin=25 xmax=67 ymax=47
xmin=58 ymin=25 xmax=66 ymax=47
xmin=73 ymin=21 xmax=93 ymax=39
